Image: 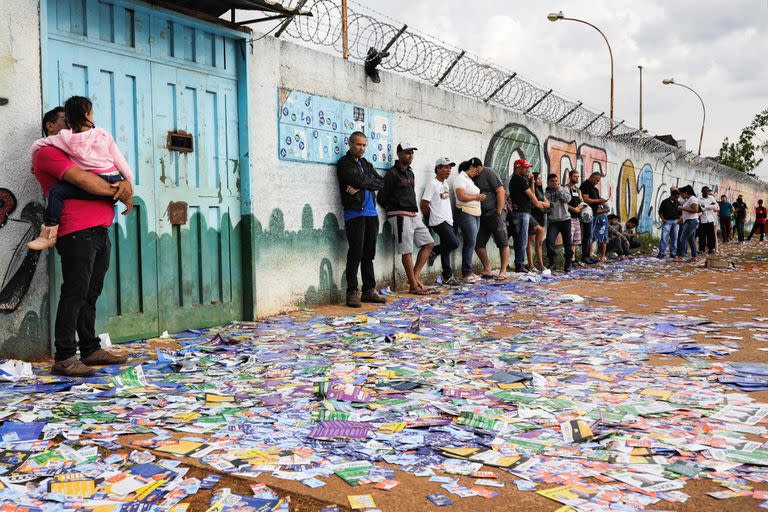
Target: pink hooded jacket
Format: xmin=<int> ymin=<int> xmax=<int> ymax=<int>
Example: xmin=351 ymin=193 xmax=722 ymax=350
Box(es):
xmin=30 ymin=127 xmax=134 ymax=182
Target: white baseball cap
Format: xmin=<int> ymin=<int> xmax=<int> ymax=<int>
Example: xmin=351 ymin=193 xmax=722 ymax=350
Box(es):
xmin=396 ymin=142 xmax=418 ymax=152
xmin=434 ymin=157 xmax=456 ymax=168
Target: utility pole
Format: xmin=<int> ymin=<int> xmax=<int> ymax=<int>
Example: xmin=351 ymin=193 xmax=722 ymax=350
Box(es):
xmin=341 ymin=0 xmax=349 ymax=60
xmin=638 ymin=65 xmax=643 ymax=130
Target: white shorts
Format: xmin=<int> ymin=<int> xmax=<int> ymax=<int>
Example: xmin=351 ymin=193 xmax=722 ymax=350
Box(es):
xmin=390 ymin=215 xmax=434 ymax=255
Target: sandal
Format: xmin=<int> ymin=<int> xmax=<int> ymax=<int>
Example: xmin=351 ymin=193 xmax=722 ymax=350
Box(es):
xmin=408 ymin=288 xmax=431 ymax=295
xmin=480 ymin=274 xmax=494 ymax=279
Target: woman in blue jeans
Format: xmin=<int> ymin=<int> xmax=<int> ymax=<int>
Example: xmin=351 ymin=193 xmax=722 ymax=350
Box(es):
xmin=452 ymin=161 xmax=486 ymax=283
xmin=676 ymin=186 xmax=700 ymax=260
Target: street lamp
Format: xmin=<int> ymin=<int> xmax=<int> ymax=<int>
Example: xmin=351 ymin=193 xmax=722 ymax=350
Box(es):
xmin=662 ymin=78 xmax=706 ymax=156
xmin=547 ymin=11 xmax=614 ymax=131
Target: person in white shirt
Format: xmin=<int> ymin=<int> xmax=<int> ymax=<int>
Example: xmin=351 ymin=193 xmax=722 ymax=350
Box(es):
xmin=697 ymin=186 xmax=719 ymax=254
xmin=421 ymin=157 xmax=460 ymax=286
xmin=452 ymin=160 xmax=486 ymax=283
xmin=677 ymin=185 xmax=701 ymax=261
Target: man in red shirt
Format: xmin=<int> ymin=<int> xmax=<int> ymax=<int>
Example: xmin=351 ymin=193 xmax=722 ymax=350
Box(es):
xmin=32 ymin=118 xmax=134 ymax=376
xmin=748 ymin=199 xmax=767 ymax=242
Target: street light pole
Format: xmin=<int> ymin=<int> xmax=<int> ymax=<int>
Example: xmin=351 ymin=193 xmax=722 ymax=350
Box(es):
xmin=662 ymin=78 xmax=705 ymax=156
xmin=548 ymin=11 xmax=614 ymax=131
xmin=638 ymin=65 xmax=643 ymax=131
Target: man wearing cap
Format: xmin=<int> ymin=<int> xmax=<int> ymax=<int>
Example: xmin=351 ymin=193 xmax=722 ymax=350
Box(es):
xmin=508 ymin=159 xmax=545 ymax=273
xmin=378 ymin=143 xmax=435 ymax=294
xmin=421 ymin=157 xmax=460 ymax=285
xmin=697 ymin=186 xmax=719 ymax=254
xmin=336 ymin=131 xmax=387 ymax=308
xmin=468 ymin=157 xmax=510 ymax=279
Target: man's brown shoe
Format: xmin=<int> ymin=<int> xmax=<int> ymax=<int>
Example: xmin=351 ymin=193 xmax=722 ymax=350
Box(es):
xmin=81 ymin=349 xmax=128 ymax=366
xmin=361 ymin=289 xmax=386 ymax=304
xmin=346 ymin=291 xmax=362 ymax=308
xmin=52 ymin=356 xmax=96 ymax=377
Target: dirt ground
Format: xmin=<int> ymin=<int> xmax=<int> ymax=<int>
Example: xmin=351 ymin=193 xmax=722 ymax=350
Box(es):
xmin=122 ymin=243 xmax=768 ymax=511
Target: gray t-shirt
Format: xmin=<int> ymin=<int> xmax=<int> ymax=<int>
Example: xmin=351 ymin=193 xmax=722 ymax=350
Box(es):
xmin=472 ymin=167 xmax=505 ymax=216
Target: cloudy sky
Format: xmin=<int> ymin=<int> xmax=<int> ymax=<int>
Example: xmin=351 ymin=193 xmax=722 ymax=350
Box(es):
xmin=262 ymin=0 xmax=768 ymax=177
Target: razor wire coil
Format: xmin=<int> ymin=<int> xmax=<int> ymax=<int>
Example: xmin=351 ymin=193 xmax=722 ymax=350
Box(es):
xmin=276 ymin=0 xmax=764 ymax=185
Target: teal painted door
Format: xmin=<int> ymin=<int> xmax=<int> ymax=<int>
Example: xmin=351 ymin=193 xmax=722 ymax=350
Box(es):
xmin=45 ymin=0 xmax=244 ymax=341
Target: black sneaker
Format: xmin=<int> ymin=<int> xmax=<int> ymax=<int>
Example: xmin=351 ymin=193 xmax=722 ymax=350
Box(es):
xmin=427 ymin=251 xmax=438 ymax=267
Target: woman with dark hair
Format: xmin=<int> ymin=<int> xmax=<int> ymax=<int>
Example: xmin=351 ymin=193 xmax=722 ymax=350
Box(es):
xmin=452 ymin=159 xmax=486 ymax=283
xmin=526 ymin=172 xmax=549 ymax=271
xmin=676 ymin=185 xmax=700 ymax=261
xmin=28 ymin=96 xmax=134 ymax=249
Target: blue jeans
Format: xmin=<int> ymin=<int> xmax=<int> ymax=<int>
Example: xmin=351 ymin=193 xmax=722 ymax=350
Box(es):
xmin=455 ymin=210 xmax=480 ymax=277
xmin=510 ymin=211 xmax=530 ymax=269
xmin=431 ymin=221 xmax=460 ymax=280
xmin=658 ymin=220 xmax=679 ymax=256
xmin=45 ymin=173 xmax=124 ymax=226
xmin=678 ymin=219 xmax=699 ymax=257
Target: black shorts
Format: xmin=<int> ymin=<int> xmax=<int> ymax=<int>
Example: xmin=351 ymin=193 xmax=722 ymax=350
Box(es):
xmin=476 ymin=212 xmax=509 ymax=248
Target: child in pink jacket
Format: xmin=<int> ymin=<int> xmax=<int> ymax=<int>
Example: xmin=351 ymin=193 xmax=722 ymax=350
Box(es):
xmin=28 ymin=96 xmax=134 ymax=249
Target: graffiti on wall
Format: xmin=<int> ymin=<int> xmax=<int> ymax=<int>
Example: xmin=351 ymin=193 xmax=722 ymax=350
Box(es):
xmin=484 ymin=122 xmax=757 ymax=235
xmin=0 ymin=187 xmax=44 ymax=313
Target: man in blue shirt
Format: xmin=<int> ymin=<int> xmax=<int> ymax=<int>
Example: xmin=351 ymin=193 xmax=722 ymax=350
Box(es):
xmin=336 ymin=132 xmax=386 ymax=307
xmin=718 ymin=194 xmax=733 ymax=243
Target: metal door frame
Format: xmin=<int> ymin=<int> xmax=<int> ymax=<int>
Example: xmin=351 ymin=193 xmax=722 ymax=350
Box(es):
xmin=40 ymin=0 xmax=253 ymax=349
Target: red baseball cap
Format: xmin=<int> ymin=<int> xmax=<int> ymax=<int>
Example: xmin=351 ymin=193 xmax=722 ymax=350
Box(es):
xmin=514 ymin=159 xmax=532 ymax=169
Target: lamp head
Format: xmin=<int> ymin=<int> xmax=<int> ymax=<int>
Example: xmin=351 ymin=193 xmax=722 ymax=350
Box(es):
xmin=662 ymin=78 xmax=675 ymax=85
xmin=547 ymin=11 xmax=564 ymax=22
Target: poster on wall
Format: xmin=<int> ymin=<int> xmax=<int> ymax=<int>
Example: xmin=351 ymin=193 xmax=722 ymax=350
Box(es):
xmin=278 ymin=88 xmax=393 ymax=169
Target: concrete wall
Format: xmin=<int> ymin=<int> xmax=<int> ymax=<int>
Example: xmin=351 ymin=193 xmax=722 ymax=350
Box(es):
xmin=245 ymin=36 xmax=768 ymax=317
xmin=0 ymin=0 xmax=48 ymax=360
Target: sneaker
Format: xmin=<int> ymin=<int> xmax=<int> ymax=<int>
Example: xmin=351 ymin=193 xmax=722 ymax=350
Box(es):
xmin=361 ymin=289 xmax=386 ymax=304
xmin=427 ymin=251 xmax=438 ymax=267
xmin=443 ymin=277 xmax=460 ymax=287
xmin=346 ymin=291 xmax=362 ymax=308
xmin=562 ymin=266 xmax=571 ymax=274
xmin=81 ymin=348 xmax=128 ymax=366
xmin=52 ymin=356 xmax=96 ymax=377
xmin=513 ymin=267 xmax=526 ymax=273
xmin=541 ymin=268 xmax=552 ymax=277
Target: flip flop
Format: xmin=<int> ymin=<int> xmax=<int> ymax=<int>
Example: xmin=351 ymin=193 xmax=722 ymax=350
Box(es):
xmin=408 ymin=289 xmax=431 ymax=295
xmin=480 ymin=274 xmax=494 ymax=279
xmin=494 ymin=275 xmax=508 ymax=281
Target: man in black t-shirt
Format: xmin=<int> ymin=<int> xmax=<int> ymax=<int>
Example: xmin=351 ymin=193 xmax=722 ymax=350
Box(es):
xmin=470 ymin=158 xmax=510 ymax=279
xmin=508 ymin=159 xmax=545 ymax=272
xmin=657 ymin=189 xmax=681 ymax=258
xmin=733 ymin=195 xmax=748 ymax=242
xmin=579 ymin=172 xmax=608 ymax=263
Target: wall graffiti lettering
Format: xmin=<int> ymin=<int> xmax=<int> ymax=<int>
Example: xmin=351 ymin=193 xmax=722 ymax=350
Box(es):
xmin=0 ymin=188 xmax=17 ymax=227
xmin=0 ymin=197 xmax=45 ymax=313
xmin=485 ymin=123 xmax=542 ymax=184
xmin=543 ymin=137 xmax=576 ymax=183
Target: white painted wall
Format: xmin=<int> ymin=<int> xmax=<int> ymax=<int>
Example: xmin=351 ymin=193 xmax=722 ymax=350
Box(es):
xmin=245 ymin=36 xmax=768 ymax=316
xmin=0 ymin=0 xmax=49 ymax=360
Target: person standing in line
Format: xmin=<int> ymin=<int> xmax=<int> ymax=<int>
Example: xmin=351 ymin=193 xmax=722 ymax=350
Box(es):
xmin=697 ymin=186 xmax=719 ymax=254
xmin=336 ymin=131 xmax=386 ymax=308
xmin=453 ymin=161 xmax=486 ymax=283
xmin=378 ymin=142 xmax=435 ymax=295
xmin=508 ymin=159 xmax=546 ymax=273
xmin=718 ymin=194 xmax=733 ymax=244
xmin=566 ymin=170 xmax=587 ymax=266
xmin=748 ymin=199 xmax=767 ymax=242
xmin=32 ymin=107 xmax=133 ymax=377
xmin=657 ymin=188 xmax=681 ymax=259
xmin=579 ymin=172 xmax=608 ymax=264
xmin=422 ymin=157 xmax=460 ymax=286
xmin=677 ymin=185 xmax=700 ymax=261
xmin=470 ymin=158 xmax=510 ymax=280
xmin=526 ymin=172 xmax=550 ymax=272
xmin=733 ymin=195 xmax=748 ymax=242
xmin=544 ymin=173 xmax=573 ymax=273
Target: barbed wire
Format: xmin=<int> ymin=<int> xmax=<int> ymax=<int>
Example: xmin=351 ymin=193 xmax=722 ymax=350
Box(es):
xmin=276 ymin=0 xmax=764 ymax=187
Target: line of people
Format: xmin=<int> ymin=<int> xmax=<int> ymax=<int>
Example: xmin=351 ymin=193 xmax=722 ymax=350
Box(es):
xmin=336 ymin=133 xmax=645 ymax=308
xmin=656 ymin=186 xmax=766 ymax=261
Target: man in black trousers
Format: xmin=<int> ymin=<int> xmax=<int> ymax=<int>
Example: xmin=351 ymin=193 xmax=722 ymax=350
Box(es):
xmin=336 ymin=132 xmax=387 ymax=308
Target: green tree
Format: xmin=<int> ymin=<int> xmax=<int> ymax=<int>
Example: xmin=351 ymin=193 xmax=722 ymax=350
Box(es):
xmin=714 ymin=107 xmax=768 ymax=173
